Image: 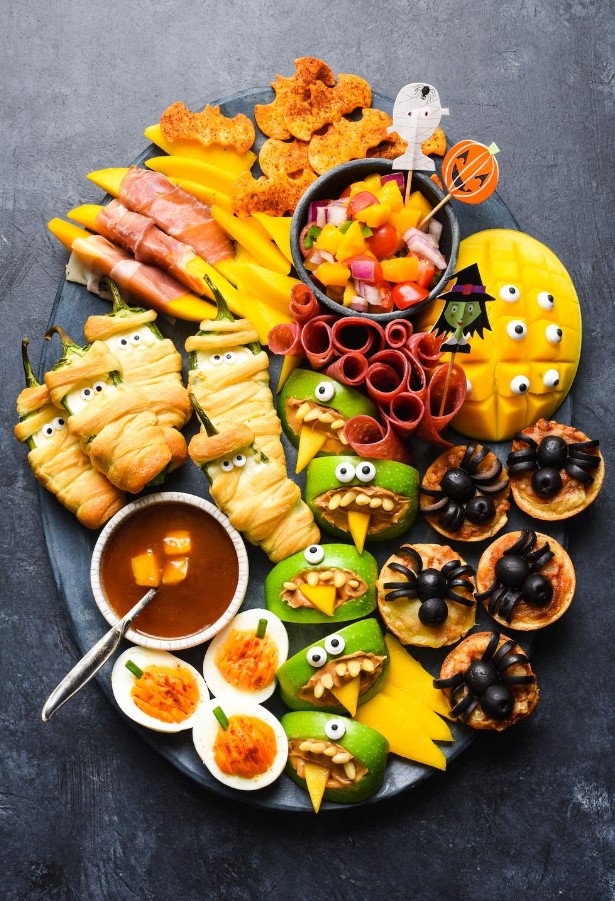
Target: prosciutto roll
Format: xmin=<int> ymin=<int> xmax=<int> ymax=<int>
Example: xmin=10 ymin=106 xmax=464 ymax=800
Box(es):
xmin=415 ymin=363 xmax=467 ymax=448
xmin=119 ymin=167 xmax=233 ymax=264
xmin=331 ymin=317 xmax=385 ymax=358
xmin=342 ymin=415 xmax=412 ymax=465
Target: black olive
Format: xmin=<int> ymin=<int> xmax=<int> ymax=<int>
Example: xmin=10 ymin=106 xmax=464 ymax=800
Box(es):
xmin=464 ymin=660 xmax=498 ymax=694
xmin=537 ymin=435 xmax=568 ymax=469
xmin=531 ymin=466 xmax=563 ymax=498
xmin=464 ymin=495 xmax=496 ymax=524
xmin=416 ymin=568 xmax=447 ymax=602
xmin=522 ymin=573 xmax=553 ymax=607
xmin=418 ymin=596 xmax=448 ymax=626
xmin=481 ymin=684 xmax=514 ymax=720
xmin=495 ymin=555 xmax=531 ymax=589
xmin=441 ymin=467 xmax=476 ymax=503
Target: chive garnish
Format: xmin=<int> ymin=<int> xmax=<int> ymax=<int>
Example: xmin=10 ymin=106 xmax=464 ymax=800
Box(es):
xmin=256 ymin=618 xmax=268 ymax=638
xmin=213 ymin=706 xmax=229 ymax=730
xmin=125 ymin=659 xmax=144 ymax=679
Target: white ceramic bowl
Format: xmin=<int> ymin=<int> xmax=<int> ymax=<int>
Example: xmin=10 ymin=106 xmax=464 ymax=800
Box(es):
xmin=90 ymin=491 xmax=249 ymax=651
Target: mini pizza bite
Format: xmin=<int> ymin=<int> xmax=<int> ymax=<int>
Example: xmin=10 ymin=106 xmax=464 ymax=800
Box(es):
xmin=507 ymin=419 xmax=604 ymax=520
xmin=377 ymin=544 xmax=476 ymax=648
xmin=434 ymin=631 xmax=539 ymax=730
xmin=420 ymin=444 xmax=510 ymax=541
xmin=475 ymin=529 xmax=575 ymax=630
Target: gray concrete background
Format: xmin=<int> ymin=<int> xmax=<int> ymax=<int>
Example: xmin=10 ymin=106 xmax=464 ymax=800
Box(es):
xmin=1 ymin=1 xmax=613 ymax=899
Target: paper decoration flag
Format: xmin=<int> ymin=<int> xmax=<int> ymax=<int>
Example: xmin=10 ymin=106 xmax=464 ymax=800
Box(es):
xmin=388 ymin=83 xmax=449 ymax=173
xmin=432 ymin=263 xmax=494 ymax=354
xmin=441 ymin=140 xmax=500 ymax=204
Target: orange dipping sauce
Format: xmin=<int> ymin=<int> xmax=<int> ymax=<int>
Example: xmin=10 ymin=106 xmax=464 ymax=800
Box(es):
xmin=101 ymin=502 xmax=239 ymax=639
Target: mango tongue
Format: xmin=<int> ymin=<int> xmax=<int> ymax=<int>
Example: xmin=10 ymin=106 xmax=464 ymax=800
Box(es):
xmin=300 ymin=583 xmax=336 ymax=616
xmin=277 ymin=354 xmax=302 ymax=393
xmin=295 ymin=424 xmax=327 ymax=473
xmin=330 ymin=675 xmax=361 ymax=717
xmin=303 ymin=762 xmax=330 ymax=814
xmin=346 ymin=509 xmax=371 ymax=554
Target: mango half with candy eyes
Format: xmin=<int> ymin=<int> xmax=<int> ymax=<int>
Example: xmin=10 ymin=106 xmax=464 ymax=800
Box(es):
xmin=276 ymin=618 xmax=389 ymax=717
xmin=305 ymin=456 xmax=419 ymax=553
xmin=265 ymin=543 xmax=378 ymax=624
xmin=417 ymin=229 xmax=582 ymax=442
xmin=278 ymin=369 xmax=378 ymax=473
xmin=282 ymin=711 xmax=389 ymax=810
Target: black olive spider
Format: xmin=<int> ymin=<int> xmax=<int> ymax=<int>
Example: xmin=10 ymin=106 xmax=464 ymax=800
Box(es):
xmin=421 ymin=444 xmax=509 ymax=532
xmin=434 ymin=632 xmax=535 ymax=721
xmin=382 ymin=545 xmax=475 ymax=626
xmin=475 ymin=530 xmax=555 ymax=623
xmin=507 ymin=432 xmax=601 ymax=499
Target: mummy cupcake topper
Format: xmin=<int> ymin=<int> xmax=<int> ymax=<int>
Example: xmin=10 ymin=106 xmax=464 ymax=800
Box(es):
xmin=388 ymin=82 xmax=449 ymax=174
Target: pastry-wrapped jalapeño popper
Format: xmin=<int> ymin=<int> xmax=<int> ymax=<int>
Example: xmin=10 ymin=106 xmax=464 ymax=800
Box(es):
xmin=188 ymin=396 xmax=319 ymax=563
xmin=44 ymin=326 xmax=186 ymax=493
xmin=185 ymin=278 xmax=285 ymax=465
xmin=83 ymin=279 xmax=192 ymax=438
xmin=14 ymin=339 xmax=125 ymax=528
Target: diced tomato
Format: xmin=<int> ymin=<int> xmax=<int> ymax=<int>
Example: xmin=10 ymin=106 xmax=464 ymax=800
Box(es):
xmin=347 ymin=191 xmax=379 ymax=218
xmin=391 ymin=281 xmax=430 ymax=310
xmin=415 ymin=258 xmax=436 ymax=288
xmin=365 ymin=223 xmax=400 ymax=259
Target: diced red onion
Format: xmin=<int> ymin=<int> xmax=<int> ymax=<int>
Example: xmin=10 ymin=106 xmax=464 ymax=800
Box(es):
xmin=350 ymin=298 xmax=369 ymax=312
xmin=428 ymin=219 xmax=443 ymax=243
xmin=326 ymin=200 xmax=348 ymax=227
xmin=357 ymin=282 xmax=384 ymax=305
xmin=380 ymin=172 xmax=406 ymax=189
xmin=308 ymin=200 xmax=330 ymax=226
xmin=403 ymin=227 xmax=447 ymax=269
xmin=350 ymin=258 xmax=377 ymax=282
xmin=304 ymin=247 xmax=335 ymax=269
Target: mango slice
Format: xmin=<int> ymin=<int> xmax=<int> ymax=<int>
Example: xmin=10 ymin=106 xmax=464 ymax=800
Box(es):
xmin=296 ymin=424 xmax=327 ymax=474
xmin=330 ymin=675 xmax=361 ymax=717
xmin=131 ymin=549 xmax=161 ymax=587
xmin=162 ymin=557 xmax=189 ymax=585
xmin=277 ymin=354 xmax=302 ymax=393
xmin=167 ymin=177 xmax=233 ymax=212
xmin=347 ymin=510 xmax=371 ymax=555
xmin=211 ymin=205 xmax=290 ymax=275
xmin=304 ymin=762 xmax=330 ymax=814
xmin=385 ymin=634 xmax=452 ymax=720
xmin=144 ymin=124 xmax=256 ymax=174
xmin=300 ymin=584 xmax=336 ymax=617
xmin=355 ymin=692 xmax=446 ymax=770
xmin=145 ymin=156 xmax=237 ymax=195
xmin=381 ymin=684 xmax=453 ymax=743
xmin=251 ymin=212 xmax=293 ymax=263
xmin=162 ymin=531 xmax=191 ymax=555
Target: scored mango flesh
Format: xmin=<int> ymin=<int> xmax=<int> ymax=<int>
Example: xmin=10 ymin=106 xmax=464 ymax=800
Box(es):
xmin=417 ymin=229 xmax=582 ymax=441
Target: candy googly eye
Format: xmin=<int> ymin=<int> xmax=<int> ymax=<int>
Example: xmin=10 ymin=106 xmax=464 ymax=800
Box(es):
xmin=42 ymin=423 xmax=55 ymax=438
xmin=510 ymin=375 xmax=530 ymax=395
xmin=324 ymin=634 xmax=345 ymax=656
xmin=52 ymin=417 xmax=65 ymax=430
xmin=80 ymin=386 xmax=94 ymax=401
xmin=232 ymin=453 xmax=247 ymax=468
xmin=118 ymin=336 xmax=130 ymax=349
xmin=210 ymin=354 xmax=223 ymax=366
xmin=507 ymin=320 xmax=528 ymax=341
xmin=315 ymin=381 xmax=335 ymax=403
xmin=220 ymin=459 xmax=234 ymax=472
xmin=306 ymin=646 xmax=327 ymax=668
xmin=335 ymin=462 xmax=356 ymax=483
xmin=355 ymin=461 xmax=376 ymax=483
xmin=537 ymin=291 xmax=555 ymax=310
xmin=224 ymin=352 xmax=236 ymax=364
xmin=546 ymin=324 xmax=563 ymax=344
xmin=543 ymin=369 xmax=560 ymax=388
xmin=129 ymin=332 xmax=142 ymax=345
xmin=93 ymin=381 xmax=106 ymax=394
xmin=304 ymin=545 xmax=325 ymax=565
xmin=325 ymin=719 xmax=347 ymax=740
xmin=500 ymin=284 xmax=521 ymax=302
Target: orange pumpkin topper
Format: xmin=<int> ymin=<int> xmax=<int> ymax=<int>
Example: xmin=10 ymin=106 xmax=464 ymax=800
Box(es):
xmin=441 ymin=140 xmax=500 ymax=205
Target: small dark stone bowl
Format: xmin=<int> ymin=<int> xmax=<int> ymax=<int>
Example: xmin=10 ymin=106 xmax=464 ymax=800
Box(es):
xmin=291 ymin=158 xmax=459 ymax=324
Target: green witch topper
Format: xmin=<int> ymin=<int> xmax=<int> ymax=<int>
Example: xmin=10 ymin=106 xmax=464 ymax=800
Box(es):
xmin=432 ymin=263 xmax=494 ymax=353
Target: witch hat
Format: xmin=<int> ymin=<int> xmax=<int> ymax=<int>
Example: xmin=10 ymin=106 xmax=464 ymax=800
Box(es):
xmin=437 ymin=263 xmax=495 ymax=303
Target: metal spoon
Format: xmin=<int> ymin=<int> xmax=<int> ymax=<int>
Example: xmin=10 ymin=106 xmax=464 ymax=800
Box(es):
xmin=42 ymin=588 xmax=158 ymax=722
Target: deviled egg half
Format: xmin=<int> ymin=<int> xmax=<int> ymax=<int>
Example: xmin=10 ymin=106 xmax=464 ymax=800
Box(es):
xmin=111 ymin=647 xmax=209 ymax=733
xmin=203 ymin=608 xmax=288 ymax=704
xmin=193 ymin=698 xmax=288 ymax=791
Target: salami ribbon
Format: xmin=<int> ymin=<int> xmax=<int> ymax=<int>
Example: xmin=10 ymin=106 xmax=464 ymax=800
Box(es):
xmin=364 ymin=349 xmax=411 ymax=408
xmin=300 ymin=315 xmax=337 ymax=369
xmin=331 ymin=317 xmax=385 ymax=358
xmin=342 ymin=415 xmax=412 ymax=465
xmin=268 ymin=322 xmax=303 ymax=357
xmin=289 ymin=283 xmax=323 ymax=324
xmin=323 ymin=352 xmax=369 ymax=387
xmin=406 ymin=331 xmax=444 ymax=370
xmin=415 ymin=362 xmax=467 ymax=447
xmin=385 ymin=392 xmax=425 ymax=440
xmin=385 ymin=319 xmax=414 ymax=349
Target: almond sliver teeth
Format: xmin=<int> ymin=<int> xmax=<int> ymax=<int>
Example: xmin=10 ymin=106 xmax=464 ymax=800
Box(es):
xmin=339 ymin=432 xmax=349 ymax=445
xmin=362 ymin=658 xmax=375 ymax=673
xmin=344 ymin=761 xmax=356 ymax=781
xmin=324 ymin=746 xmax=338 ymax=757
xmin=331 ymin=418 xmax=345 ymax=430
xmin=340 ymin=491 xmax=355 ymax=507
xmin=369 ymin=497 xmax=383 ymax=508
xmin=382 ymin=498 xmax=395 ymax=512
xmin=347 ymin=660 xmax=362 ymax=678
xmin=283 ymin=581 xmax=298 ymax=591
xmin=306 ymin=571 xmax=319 ymax=586
xmin=332 ymin=751 xmax=352 ymax=765
xmin=355 ymin=494 xmax=370 ymax=506
xmin=299 ymin=740 xmax=313 ymax=752
xmin=348 ymin=579 xmax=360 ymax=589
xmin=319 ymin=570 xmax=333 ymax=581
xmin=333 ymin=571 xmax=347 ymax=588
xmin=304 ymin=408 xmax=321 ymax=423
xmin=328 ymin=494 xmax=342 ymax=510
xmin=296 ymin=402 xmax=311 ymax=420
xmin=320 ymin=673 xmax=334 ymax=690
xmin=335 ymin=662 xmax=348 ymax=677
xmin=319 ymin=411 xmax=335 ymax=423
xmin=313 ymin=682 xmax=325 ymax=699
xmin=310 ymin=742 xmax=327 ymax=754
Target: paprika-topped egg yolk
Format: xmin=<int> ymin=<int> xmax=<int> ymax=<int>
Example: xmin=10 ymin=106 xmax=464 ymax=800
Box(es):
xmin=130 ymin=664 xmax=201 ymax=724
xmin=214 ymin=715 xmax=278 ymax=778
xmin=215 ymin=629 xmax=279 ymax=691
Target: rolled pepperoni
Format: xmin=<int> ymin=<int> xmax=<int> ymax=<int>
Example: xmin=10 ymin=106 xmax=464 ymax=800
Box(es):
xmin=301 ymin=315 xmax=337 ymax=368
xmin=268 ymin=322 xmax=303 ymax=357
xmin=331 ymin=317 xmax=385 ymax=357
xmin=289 ymin=283 xmax=323 ymax=323
xmin=400 ymin=347 xmax=428 ymax=399
xmin=323 ymin=352 xmax=369 ymax=387
xmin=385 ymin=319 xmax=414 ymax=349
xmin=364 ymin=349 xmax=410 ymax=408
xmin=386 ymin=392 xmax=425 ymax=440
xmin=342 ymin=415 xmax=412 ymax=465
xmin=406 ymin=331 xmax=444 ymax=370
xmin=415 ymin=362 xmax=467 ymax=447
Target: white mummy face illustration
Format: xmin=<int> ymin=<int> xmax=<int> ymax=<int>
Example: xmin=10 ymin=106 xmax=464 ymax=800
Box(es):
xmin=390 ymin=83 xmax=449 ymax=171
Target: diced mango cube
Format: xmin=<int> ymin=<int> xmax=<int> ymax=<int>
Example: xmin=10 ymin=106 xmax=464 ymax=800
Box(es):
xmin=162 ymin=557 xmax=189 ymax=585
xmin=315 ymin=223 xmax=344 ymax=256
xmin=348 ymin=180 xmax=371 ymax=198
xmin=162 ymin=531 xmax=192 ymax=555
xmin=390 ymin=208 xmax=422 ymax=234
xmin=381 ymin=256 xmax=420 ymax=283
xmin=354 ymin=203 xmax=392 ymax=228
xmin=335 ymin=221 xmax=367 ymax=262
xmin=131 ymin=549 xmax=161 ymax=587
xmin=313 ymin=261 xmax=351 ymax=287
xmin=377 ymin=180 xmax=404 ymax=212
xmin=405 ymin=190 xmax=432 ymax=219
xmin=364 ymin=173 xmax=382 ymax=192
